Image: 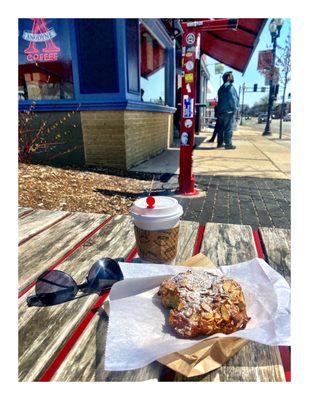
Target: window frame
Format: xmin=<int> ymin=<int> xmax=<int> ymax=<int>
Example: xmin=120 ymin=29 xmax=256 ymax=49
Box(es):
xmin=139 ymin=19 xmax=175 ymax=108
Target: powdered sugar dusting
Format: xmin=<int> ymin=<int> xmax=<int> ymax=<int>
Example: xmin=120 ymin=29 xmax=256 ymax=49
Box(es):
xmin=168 ymin=270 xmax=228 ymax=315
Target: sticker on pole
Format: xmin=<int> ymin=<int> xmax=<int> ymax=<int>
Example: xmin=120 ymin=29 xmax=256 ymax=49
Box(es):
xmin=181 ymin=132 xmax=189 ymax=145
xmin=185 ymin=60 xmax=194 ymax=71
xmin=185 ymin=45 xmax=195 ymax=58
xmin=186 ymin=83 xmax=191 ymax=93
xmin=183 ymin=95 xmax=194 ymax=118
xmin=184 ymin=119 xmax=193 ymax=128
xmin=185 ymin=73 xmax=194 ymax=83
xmin=186 ymin=33 xmax=196 ymax=45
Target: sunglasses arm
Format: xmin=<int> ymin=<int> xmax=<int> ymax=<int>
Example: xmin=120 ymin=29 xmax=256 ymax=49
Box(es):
xmin=26 ymin=294 xmax=45 ymax=307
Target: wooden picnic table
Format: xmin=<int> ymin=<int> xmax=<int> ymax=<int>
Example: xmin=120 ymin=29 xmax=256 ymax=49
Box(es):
xmin=18 ymin=207 xmax=290 ymax=382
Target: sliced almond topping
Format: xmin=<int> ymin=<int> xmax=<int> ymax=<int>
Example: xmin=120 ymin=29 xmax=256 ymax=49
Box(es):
xmin=183 ymin=308 xmax=193 ymax=318
xmin=221 ymin=305 xmax=230 ymax=321
xmin=201 ymin=301 xmax=212 ymax=312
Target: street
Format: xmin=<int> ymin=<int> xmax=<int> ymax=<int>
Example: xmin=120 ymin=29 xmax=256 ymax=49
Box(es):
xmin=238 ymin=117 xmax=291 ymax=141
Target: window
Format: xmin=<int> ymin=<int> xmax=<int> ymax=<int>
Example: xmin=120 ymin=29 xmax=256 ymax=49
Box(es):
xmin=18 ymin=18 xmax=74 ymax=100
xmin=140 ymin=24 xmax=166 ymax=105
xmin=75 ymin=19 xmax=119 ymax=94
xmin=126 ymin=19 xmax=140 ymax=93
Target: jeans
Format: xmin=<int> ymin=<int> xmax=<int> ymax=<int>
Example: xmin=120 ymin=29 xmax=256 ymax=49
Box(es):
xmin=217 ymin=113 xmax=235 ymax=146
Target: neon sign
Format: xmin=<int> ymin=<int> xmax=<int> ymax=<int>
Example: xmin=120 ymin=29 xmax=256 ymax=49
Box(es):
xmin=22 ymin=18 xmax=61 ymax=62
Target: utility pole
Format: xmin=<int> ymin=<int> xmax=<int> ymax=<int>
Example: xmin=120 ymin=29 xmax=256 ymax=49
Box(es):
xmin=263 ymin=18 xmax=284 ymax=136
xmin=279 ymin=32 xmax=291 ymax=139
xmin=240 ymin=83 xmax=245 ymax=126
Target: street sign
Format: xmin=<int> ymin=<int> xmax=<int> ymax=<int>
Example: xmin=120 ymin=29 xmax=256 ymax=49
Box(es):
xmin=258 ymin=50 xmax=273 ymax=71
xmin=264 ymin=67 xmax=279 ymax=85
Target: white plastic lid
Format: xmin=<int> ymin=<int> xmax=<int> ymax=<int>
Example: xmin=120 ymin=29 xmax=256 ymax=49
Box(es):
xmin=131 ymin=196 xmax=183 ymax=221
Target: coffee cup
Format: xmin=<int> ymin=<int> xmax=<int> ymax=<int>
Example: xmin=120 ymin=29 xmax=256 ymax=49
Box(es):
xmin=131 ymin=196 xmax=183 ymax=264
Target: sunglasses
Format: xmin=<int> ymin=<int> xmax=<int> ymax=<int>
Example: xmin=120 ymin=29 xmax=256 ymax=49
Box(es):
xmin=26 ymin=257 xmax=124 ymax=307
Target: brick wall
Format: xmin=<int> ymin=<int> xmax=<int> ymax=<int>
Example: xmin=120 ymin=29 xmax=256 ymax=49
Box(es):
xmin=124 ymin=111 xmax=173 ymax=168
xmin=81 ymin=110 xmax=173 ymax=169
xmin=81 ymin=111 xmax=126 ymax=169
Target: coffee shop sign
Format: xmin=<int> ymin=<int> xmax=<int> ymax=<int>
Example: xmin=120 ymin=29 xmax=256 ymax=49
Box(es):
xmin=22 ymin=18 xmax=61 ymax=62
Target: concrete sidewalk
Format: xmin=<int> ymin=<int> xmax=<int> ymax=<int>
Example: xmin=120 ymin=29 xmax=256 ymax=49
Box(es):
xmin=130 ymin=126 xmax=290 ymax=180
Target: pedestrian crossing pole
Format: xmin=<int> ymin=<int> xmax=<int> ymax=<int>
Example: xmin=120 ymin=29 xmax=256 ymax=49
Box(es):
xmin=178 ymin=26 xmax=200 ymax=195
xmin=178 ymin=19 xmax=238 ymax=195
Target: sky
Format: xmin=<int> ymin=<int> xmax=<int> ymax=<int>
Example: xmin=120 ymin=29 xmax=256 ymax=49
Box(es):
xmin=206 ymin=18 xmax=291 ymax=107
xmin=141 ymin=68 xmax=165 ymax=102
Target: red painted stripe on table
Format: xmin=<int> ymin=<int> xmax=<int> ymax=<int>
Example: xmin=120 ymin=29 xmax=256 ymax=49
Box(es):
xmin=192 ymin=225 xmax=205 ymax=256
xmin=279 ymin=346 xmax=291 ymax=382
xmin=19 ymin=213 xmax=71 ymax=246
xmin=39 ymin=246 xmax=137 ymax=382
xmin=19 ymin=209 xmax=34 ymax=219
xmin=125 ymin=247 xmax=138 ymax=262
xmin=252 ymin=230 xmax=265 ymax=259
xmin=18 ymin=216 xmax=113 ymax=298
xmin=253 ymin=229 xmax=291 ymax=382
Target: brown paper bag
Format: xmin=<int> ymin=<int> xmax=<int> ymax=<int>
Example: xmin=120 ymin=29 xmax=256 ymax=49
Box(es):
xmin=157 ymin=253 xmax=248 ymax=378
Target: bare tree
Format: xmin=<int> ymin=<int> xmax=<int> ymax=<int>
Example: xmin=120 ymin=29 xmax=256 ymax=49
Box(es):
xmin=251 ymin=95 xmax=269 ymax=115
xmin=276 ymin=30 xmax=291 ymax=139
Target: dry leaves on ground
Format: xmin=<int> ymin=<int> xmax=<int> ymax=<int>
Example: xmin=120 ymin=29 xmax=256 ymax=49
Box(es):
xmin=18 ymin=163 xmax=151 ymax=215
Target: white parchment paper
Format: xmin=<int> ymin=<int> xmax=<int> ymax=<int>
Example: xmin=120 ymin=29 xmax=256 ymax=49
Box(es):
xmin=104 ymin=258 xmax=290 ymax=371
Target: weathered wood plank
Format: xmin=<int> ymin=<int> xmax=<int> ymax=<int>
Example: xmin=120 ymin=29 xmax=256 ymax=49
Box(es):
xmin=19 ymin=212 xmax=109 ymax=292
xmin=18 ymin=207 xmax=33 ymax=218
xmin=175 ymin=223 xmax=285 ymax=382
xmin=52 ymin=308 xmax=165 ymax=382
xmin=19 ymin=215 xmax=136 ymax=382
xmin=175 ymin=220 xmax=200 ymax=263
xmin=51 ymin=220 xmax=199 ymax=381
xmin=201 ymin=223 xmax=258 ymax=265
xmin=259 ymin=227 xmax=291 ymax=284
xmin=19 ymin=209 xmax=70 ymax=244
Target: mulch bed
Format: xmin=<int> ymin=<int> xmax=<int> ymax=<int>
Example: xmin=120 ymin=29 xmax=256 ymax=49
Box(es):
xmin=18 ymin=163 xmax=156 ymax=215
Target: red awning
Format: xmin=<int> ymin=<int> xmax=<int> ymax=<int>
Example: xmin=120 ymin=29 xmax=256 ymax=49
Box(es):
xmin=184 ymin=18 xmax=267 ymax=73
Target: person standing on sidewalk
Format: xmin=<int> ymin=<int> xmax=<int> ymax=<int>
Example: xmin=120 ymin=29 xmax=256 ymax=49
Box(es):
xmin=217 ymin=71 xmax=239 ymax=150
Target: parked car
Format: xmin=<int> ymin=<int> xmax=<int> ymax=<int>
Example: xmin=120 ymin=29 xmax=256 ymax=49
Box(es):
xmin=258 ymin=113 xmax=270 ymax=123
xmin=283 ymin=113 xmax=291 ymax=121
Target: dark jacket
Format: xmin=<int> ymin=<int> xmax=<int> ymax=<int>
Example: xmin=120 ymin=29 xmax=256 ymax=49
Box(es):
xmin=217 ymin=82 xmax=239 ymax=114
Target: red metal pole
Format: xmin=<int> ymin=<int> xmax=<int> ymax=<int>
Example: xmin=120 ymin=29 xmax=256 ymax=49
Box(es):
xmin=178 ymin=19 xmax=238 ymax=195
xmin=178 ymin=28 xmax=200 ymax=195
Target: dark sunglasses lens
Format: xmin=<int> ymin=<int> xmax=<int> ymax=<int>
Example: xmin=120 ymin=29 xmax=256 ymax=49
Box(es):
xmin=36 ymin=270 xmax=78 ymax=305
xmin=87 ymin=258 xmax=123 ymax=292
